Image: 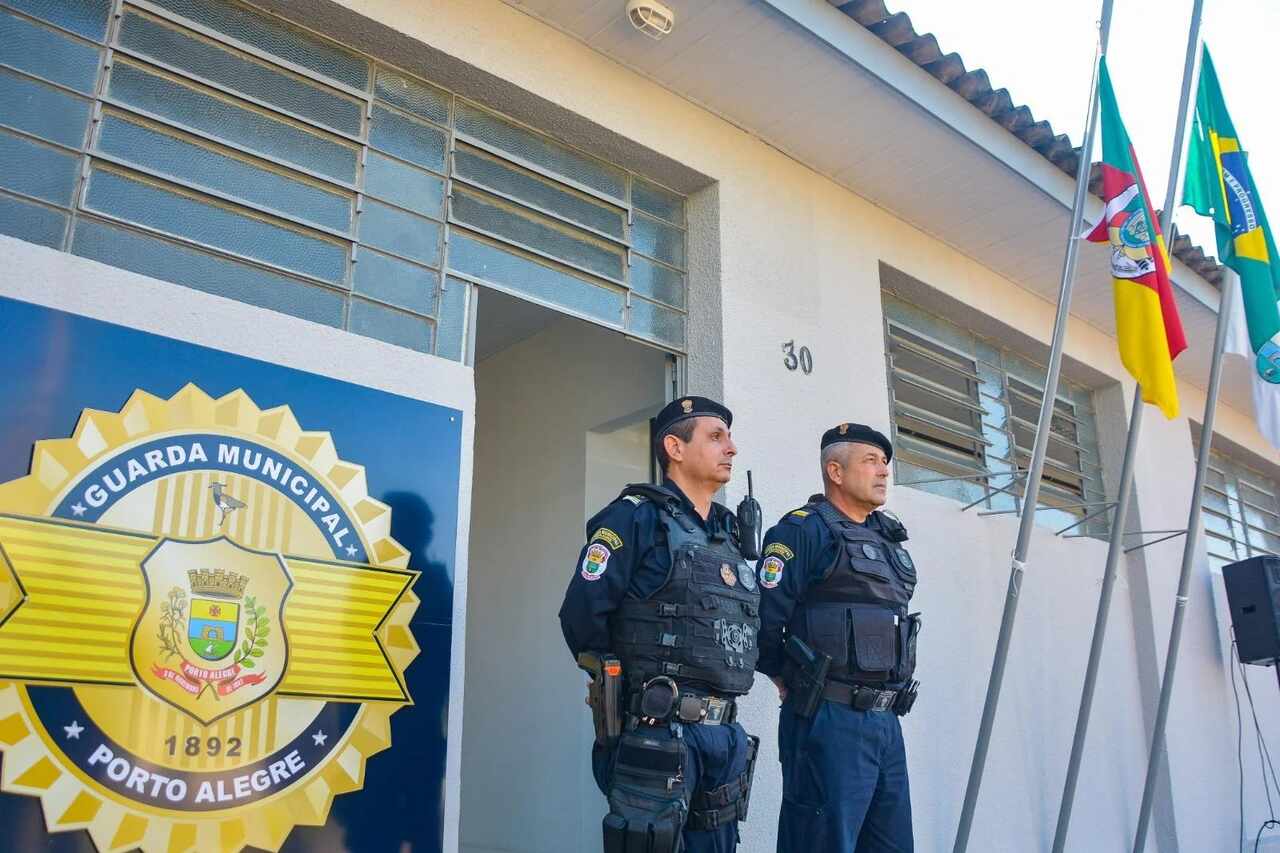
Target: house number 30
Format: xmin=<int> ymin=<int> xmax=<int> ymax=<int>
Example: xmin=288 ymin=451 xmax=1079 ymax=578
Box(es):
xmin=782 ymin=341 xmax=814 ymax=374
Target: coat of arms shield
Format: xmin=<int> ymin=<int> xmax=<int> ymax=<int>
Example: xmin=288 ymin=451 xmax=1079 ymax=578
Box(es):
xmin=130 ymin=537 xmax=292 ymax=724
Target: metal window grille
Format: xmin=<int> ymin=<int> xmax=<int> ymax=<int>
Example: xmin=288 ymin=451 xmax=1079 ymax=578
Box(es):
xmin=883 ymin=293 xmax=1108 ymax=536
xmin=1199 ymin=448 xmax=1280 ymax=572
xmin=0 ymin=0 xmax=689 ymax=360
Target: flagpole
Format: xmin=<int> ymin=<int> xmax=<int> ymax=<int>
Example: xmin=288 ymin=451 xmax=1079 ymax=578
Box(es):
xmin=952 ymin=3 xmax=1115 ymax=849
xmin=1132 ymin=146 xmax=1235 ymax=853
xmin=1051 ymin=4 xmax=1204 ymax=851
xmin=1131 ymin=281 xmax=1234 ymax=853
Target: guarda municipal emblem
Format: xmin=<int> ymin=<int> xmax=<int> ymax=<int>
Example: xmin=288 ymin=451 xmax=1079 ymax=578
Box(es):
xmin=0 ymin=385 xmax=420 ymax=852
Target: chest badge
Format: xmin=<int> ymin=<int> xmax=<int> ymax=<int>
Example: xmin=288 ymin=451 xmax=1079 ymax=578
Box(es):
xmin=862 ymin=543 xmax=881 ymax=560
xmin=897 ymin=549 xmax=914 ymax=569
xmin=738 ymin=562 xmax=757 ymax=592
xmin=719 ymin=562 xmax=738 ymax=587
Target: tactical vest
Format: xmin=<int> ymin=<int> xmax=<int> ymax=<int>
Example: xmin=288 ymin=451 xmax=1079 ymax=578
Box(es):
xmin=609 ymin=484 xmax=761 ymax=697
xmin=788 ymin=498 xmax=920 ymax=685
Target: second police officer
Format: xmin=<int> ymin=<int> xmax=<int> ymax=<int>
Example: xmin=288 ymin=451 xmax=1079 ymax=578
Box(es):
xmin=559 ymin=396 xmax=761 ymax=853
xmin=757 ymin=423 xmax=922 ymax=853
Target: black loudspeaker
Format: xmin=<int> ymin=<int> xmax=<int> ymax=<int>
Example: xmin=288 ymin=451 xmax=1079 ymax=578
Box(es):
xmin=1223 ymin=555 xmax=1280 ymax=666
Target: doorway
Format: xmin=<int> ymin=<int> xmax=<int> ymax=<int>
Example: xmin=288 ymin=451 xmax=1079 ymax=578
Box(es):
xmin=459 ymin=290 xmax=670 ymax=853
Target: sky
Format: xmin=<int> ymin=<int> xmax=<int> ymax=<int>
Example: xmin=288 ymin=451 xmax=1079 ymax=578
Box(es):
xmin=894 ymin=0 xmax=1280 ymax=259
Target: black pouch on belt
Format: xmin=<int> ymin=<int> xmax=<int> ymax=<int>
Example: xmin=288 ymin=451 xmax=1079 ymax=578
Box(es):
xmin=603 ymin=729 xmax=689 ymax=853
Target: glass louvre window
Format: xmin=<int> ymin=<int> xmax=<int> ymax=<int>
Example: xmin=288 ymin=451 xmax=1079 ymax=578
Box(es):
xmin=1006 ymin=377 xmax=1090 ymax=506
xmin=0 ymin=0 xmax=690 ymax=359
xmin=886 ymin=324 xmax=987 ymax=476
xmin=1199 ymin=449 xmax=1280 ymax=573
xmin=884 ymin=293 xmax=1108 ymax=536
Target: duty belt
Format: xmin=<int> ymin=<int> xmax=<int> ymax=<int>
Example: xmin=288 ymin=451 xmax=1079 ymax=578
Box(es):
xmin=629 ymin=685 xmax=737 ymax=725
xmin=677 ymin=692 xmax=735 ymax=725
xmin=822 ymin=681 xmax=899 ymax=713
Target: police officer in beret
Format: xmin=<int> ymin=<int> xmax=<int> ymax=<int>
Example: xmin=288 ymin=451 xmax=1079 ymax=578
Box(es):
xmin=757 ymin=423 xmax=921 ymax=853
xmin=559 ymin=396 xmax=761 ymax=853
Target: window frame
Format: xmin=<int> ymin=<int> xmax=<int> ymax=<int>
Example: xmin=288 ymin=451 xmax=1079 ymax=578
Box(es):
xmin=0 ymin=0 xmax=692 ymax=357
xmin=1199 ymin=445 xmax=1280 ymax=573
xmin=883 ymin=293 xmax=1109 ymax=536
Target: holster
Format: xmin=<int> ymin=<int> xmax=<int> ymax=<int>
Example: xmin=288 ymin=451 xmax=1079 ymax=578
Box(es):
xmin=784 ymin=635 xmax=830 ymax=718
xmin=687 ymin=735 xmax=759 ymax=830
xmin=578 ymin=652 xmax=623 ymax=747
xmin=603 ymin=728 xmax=688 ymax=853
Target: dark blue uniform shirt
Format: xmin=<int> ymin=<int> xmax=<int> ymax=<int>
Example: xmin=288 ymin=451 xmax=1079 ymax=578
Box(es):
xmin=756 ymin=504 xmax=900 ymax=679
xmin=559 ymin=479 xmax=738 ymax=658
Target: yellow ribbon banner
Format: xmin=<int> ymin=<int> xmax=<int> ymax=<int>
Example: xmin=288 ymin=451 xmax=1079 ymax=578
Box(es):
xmin=0 ymin=514 xmax=412 ymax=702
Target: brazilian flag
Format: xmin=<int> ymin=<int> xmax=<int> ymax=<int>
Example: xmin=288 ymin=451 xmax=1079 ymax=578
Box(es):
xmin=1183 ymin=46 xmax=1280 ymax=446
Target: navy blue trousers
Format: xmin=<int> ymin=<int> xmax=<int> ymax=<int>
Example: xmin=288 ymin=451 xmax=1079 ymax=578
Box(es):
xmin=593 ymin=720 xmax=753 ymax=852
xmin=777 ymin=698 xmax=913 ymax=853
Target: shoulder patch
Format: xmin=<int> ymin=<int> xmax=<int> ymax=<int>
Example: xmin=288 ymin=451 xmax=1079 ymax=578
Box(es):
xmin=580 ymin=543 xmax=611 ymax=581
xmin=590 ymin=527 xmax=623 ymax=549
xmin=763 ymin=541 xmax=794 ymax=561
xmin=622 ymin=494 xmax=646 ymax=506
xmin=789 ymin=509 xmax=810 ymax=518
xmin=760 ymin=555 xmax=785 ymax=589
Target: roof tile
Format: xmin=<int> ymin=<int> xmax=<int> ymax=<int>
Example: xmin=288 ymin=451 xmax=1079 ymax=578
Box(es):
xmin=830 ymin=0 xmax=1223 ymax=281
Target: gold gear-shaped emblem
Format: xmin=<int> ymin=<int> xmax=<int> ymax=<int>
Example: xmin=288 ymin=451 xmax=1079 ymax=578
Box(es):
xmin=0 ymin=384 xmax=421 ymax=851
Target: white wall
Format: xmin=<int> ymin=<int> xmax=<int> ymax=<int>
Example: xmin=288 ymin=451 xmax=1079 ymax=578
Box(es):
xmin=460 ymin=316 xmax=666 ymax=853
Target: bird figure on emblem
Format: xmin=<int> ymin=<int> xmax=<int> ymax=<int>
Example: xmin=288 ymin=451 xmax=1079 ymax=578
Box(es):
xmin=209 ymin=482 xmax=247 ymax=528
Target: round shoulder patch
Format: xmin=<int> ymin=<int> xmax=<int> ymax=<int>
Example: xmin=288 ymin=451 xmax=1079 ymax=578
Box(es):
xmin=581 ymin=542 xmax=611 ymax=581
xmin=760 ymin=555 xmax=785 ymax=589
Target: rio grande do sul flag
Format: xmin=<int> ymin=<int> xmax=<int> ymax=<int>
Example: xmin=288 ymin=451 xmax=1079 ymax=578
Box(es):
xmin=1085 ymin=58 xmax=1188 ymax=418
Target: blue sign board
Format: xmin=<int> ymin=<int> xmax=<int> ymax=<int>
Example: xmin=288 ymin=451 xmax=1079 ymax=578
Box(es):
xmin=0 ymin=297 xmax=462 ymax=852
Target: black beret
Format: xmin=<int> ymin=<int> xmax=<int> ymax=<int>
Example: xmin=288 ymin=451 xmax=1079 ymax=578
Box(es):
xmin=821 ymin=422 xmax=892 ymax=461
xmin=655 ymin=396 xmax=732 ymax=438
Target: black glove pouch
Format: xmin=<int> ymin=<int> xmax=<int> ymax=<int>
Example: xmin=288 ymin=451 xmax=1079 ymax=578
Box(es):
xmin=603 ymin=729 xmax=689 ymax=853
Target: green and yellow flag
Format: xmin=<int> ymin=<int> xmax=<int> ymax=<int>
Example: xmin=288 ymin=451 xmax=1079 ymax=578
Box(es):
xmin=1183 ymin=46 xmax=1280 ymax=447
